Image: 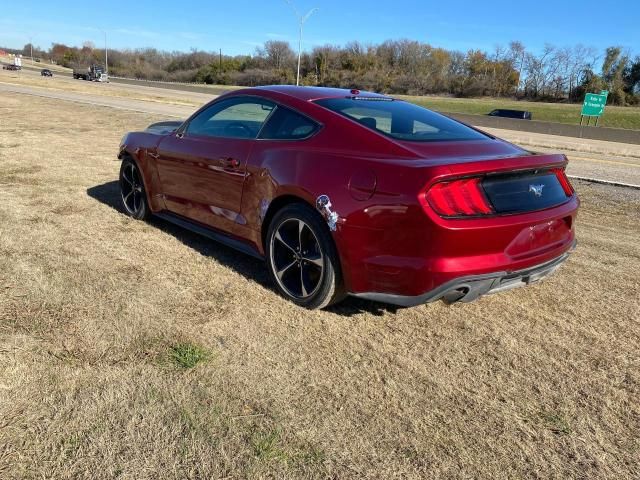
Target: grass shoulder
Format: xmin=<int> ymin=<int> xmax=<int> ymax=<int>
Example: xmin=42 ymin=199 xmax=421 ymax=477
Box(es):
xmin=400 ymin=94 xmax=640 ymax=130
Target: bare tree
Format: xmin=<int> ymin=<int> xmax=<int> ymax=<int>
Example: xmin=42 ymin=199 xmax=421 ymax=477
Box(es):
xmin=567 ymin=45 xmax=593 ymax=101
xmin=256 ymin=40 xmax=295 ymax=70
xmin=28 ymin=38 xmax=638 ymax=103
xmin=508 ymin=42 xmax=526 ymax=96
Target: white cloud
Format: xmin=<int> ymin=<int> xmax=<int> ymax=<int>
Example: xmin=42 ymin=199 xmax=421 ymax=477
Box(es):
xmin=177 ymin=32 xmax=203 ymax=41
xmin=113 ymin=28 xmax=159 ymax=38
xmin=266 ymin=33 xmax=289 ymax=39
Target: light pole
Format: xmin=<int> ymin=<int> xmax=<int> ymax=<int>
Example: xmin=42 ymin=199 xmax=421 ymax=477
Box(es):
xmin=29 ymin=36 xmax=34 ymax=63
xmin=284 ymin=0 xmax=318 ymax=86
xmin=101 ymin=30 xmax=108 ymax=76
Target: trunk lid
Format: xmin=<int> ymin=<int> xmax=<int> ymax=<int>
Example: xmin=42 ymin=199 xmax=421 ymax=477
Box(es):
xmin=481 ymin=170 xmax=570 ymax=214
xmin=412 ymin=145 xmax=574 ymax=218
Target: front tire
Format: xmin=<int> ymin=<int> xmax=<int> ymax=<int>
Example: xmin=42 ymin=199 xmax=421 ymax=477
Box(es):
xmin=266 ymin=204 xmax=345 ymax=309
xmin=119 ymin=158 xmax=149 ymax=220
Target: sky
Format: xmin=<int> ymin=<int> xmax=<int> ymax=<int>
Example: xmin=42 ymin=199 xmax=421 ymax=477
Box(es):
xmin=0 ymin=0 xmax=637 ymax=56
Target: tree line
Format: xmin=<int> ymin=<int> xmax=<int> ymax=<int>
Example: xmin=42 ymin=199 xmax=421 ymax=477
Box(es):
xmin=11 ymin=39 xmax=640 ymax=105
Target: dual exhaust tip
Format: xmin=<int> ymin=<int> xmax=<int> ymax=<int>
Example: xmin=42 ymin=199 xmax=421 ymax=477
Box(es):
xmin=439 ymin=261 xmax=562 ymax=304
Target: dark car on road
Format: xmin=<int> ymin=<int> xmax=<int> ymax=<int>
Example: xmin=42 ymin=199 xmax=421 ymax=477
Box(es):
xmin=117 ymin=86 xmax=578 ymax=309
xmin=488 ymin=109 xmax=532 ymax=120
xmin=41 ymin=68 xmax=53 ymax=77
xmin=2 ymin=64 xmax=21 ymax=71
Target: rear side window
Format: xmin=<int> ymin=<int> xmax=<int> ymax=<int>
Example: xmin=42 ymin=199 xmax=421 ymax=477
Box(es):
xmin=315 ymin=98 xmax=487 ymax=142
xmin=259 ymin=106 xmax=319 ymax=140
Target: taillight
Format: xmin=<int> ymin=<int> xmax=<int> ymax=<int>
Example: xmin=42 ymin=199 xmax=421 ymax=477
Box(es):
xmin=551 ymin=168 xmax=574 ymax=196
xmin=422 ymin=178 xmax=494 ymax=217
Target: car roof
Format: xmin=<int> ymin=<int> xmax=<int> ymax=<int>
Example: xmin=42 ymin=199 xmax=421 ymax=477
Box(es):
xmin=252 ymin=85 xmax=391 ymax=102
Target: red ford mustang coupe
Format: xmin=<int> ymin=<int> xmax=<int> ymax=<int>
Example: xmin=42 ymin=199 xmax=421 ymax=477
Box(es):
xmin=118 ymin=86 xmax=578 ymax=309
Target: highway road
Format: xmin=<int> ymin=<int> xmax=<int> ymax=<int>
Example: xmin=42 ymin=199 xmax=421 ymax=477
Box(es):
xmin=16 ymin=62 xmax=233 ymax=95
xmin=1 ymin=79 xmax=639 ymax=187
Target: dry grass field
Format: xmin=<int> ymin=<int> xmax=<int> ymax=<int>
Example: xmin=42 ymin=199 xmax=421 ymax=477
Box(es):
xmin=0 ymin=69 xmax=206 ymax=108
xmin=0 ymin=92 xmax=639 ymax=479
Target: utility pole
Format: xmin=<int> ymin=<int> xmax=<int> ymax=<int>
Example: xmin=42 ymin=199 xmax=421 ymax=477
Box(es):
xmin=284 ymin=0 xmax=318 ymax=86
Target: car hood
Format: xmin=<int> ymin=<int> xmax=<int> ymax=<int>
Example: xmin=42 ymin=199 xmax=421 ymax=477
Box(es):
xmin=145 ymin=120 xmax=185 ymax=135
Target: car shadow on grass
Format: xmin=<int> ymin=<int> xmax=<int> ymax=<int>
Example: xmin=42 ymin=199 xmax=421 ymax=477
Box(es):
xmin=87 ymin=181 xmax=400 ymax=317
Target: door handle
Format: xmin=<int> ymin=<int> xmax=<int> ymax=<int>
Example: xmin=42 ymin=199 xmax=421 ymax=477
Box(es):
xmin=219 ymin=157 xmax=240 ymax=169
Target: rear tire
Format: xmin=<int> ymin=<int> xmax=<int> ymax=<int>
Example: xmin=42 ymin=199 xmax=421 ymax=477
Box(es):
xmin=119 ymin=158 xmax=150 ymax=220
xmin=266 ymin=203 xmax=345 ymax=309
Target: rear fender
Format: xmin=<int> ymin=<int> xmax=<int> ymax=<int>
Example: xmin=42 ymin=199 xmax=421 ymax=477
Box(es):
xmin=242 ymin=148 xmax=391 ymax=291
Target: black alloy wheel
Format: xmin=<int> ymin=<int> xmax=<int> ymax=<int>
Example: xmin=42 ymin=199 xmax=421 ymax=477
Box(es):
xmin=119 ymin=158 xmax=149 ymax=220
xmin=266 ymin=204 xmax=344 ymax=309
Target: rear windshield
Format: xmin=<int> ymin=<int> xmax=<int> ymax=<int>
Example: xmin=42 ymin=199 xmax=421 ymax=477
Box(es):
xmin=314 ymin=98 xmax=487 ymax=142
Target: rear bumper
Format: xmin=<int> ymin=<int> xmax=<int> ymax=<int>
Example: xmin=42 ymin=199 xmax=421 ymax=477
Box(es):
xmin=351 ymin=242 xmax=574 ymax=307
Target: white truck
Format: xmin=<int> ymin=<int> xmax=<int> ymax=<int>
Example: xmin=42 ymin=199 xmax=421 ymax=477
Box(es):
xmin=2 ymin=55 xmax=22 ymax=71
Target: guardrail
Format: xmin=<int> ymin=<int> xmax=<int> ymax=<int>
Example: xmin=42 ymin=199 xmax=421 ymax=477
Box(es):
xmin=108 ymin=76 xmax=232 ymax=95
xmin=445 ymin=112 xmax=640 ymax=145
xmin=110 ymin=76 xmax=207 ymax=86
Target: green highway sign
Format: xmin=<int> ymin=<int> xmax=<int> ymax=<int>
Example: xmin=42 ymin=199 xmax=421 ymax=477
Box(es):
xmin=581 ymin=93 xmax=607 ymax=117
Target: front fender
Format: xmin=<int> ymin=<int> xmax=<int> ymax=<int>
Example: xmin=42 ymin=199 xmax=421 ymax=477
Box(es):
xmin=118 ymin=132 xmax=166 ymax=212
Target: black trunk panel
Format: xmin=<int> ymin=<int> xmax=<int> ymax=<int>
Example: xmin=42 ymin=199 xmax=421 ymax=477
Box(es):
xmin=482 ymin=171 xmax=567 ymax=214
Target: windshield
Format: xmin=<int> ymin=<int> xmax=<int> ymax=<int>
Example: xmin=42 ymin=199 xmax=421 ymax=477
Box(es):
xmin=314 ymin=98 xmax=488 ymax=142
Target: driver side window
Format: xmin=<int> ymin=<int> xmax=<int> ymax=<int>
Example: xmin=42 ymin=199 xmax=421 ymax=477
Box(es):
xmin=186 ymin=97 xmax=276 ymax=139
